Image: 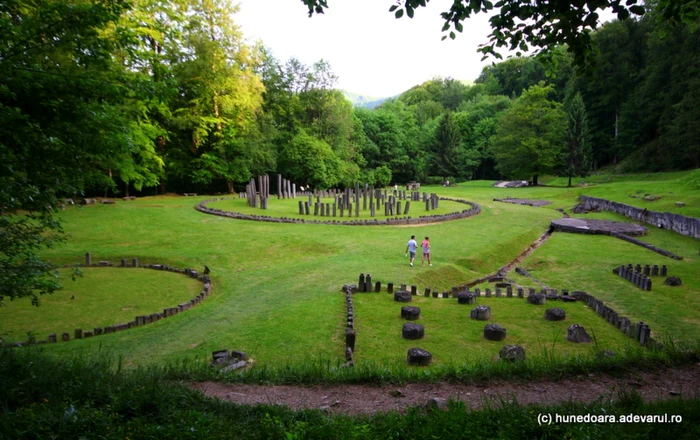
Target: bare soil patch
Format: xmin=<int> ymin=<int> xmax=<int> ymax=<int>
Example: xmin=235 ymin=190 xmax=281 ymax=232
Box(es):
xmin=191 ymin=364 xmax=700 ymax=415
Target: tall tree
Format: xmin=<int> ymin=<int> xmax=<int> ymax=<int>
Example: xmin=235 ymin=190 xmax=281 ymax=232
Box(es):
xmin=490 ymin=83 xmax=566 ymax=185
xmin=429 ymin=112 xmax=462 ymax=179
xmin=563 ymin=93 xmax=592 ymax=187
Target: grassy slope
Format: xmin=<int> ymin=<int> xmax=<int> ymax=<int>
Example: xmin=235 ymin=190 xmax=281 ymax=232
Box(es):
xmin=7 ymin=173 xmax=696 ymax=369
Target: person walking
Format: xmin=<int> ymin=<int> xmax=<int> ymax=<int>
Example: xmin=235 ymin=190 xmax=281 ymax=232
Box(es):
xmin=421 ymin=236 xmax=432 ymax=267
xmin=405 ymin=235 xmax=417 ymax=267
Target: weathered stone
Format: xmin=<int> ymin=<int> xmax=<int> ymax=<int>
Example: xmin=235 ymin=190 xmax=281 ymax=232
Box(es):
xmin=499 ymin=345 xmax=526 ymax=362
xmin=567 ymin=324 xmax=592 ymax=343
xmin=470 ymin=305 xmax=491 ymax=321
xmin=544 ymin=308 xmax=566 ymax=321
xmin=527 ymin=293 xmax=546 ymax=305
xmin=402 ymin=323 xmax=425 ymax=340
xmin=48 ymin=333 xmax=57 ymax=343
xmin=664 ymin=276 xmax=682 ymax=286
xmin=62 ymin=332 xmax=70 ymax=341
xmin=660 ymin=265 xmax=668 ymax=276
xmin=401 ymin=306 xmax=421 ymax=320
xmin=652 ymin=264 xmax=659 ymax=276
xmin=387 ymin=282 xmax=394 ymax=293
xmin=74 ymin=329 xmax=83 ymax=339
xmin=375 ymin=281 xmax=381 ymax=293
xmin=341 ymin=284 xmax=357 ymax=293
xmin=546 ymin=293 xmax=559 ymax=301
xmin=345 ymin=329 xmax=356 ymax=351
xmin=483 ymin=323 xmax=506 ymax=341
xmin=407 ymin=348 xmax=432 ymax=366
xmin=457 ymin=292 xmax=476 ymax=304
xmin=394 ymin=290 xmax=412 ymax=302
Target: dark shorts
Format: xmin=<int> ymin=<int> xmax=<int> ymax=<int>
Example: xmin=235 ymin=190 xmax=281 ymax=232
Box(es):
xmin=423 ymin=251 xmax=430 ymax=256
xmin=409 ymin=251 xmax=416 ymax=258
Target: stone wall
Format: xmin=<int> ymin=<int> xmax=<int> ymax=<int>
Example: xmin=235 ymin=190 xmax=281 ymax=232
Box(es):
xmin=579 ymin=196 xmax=700 ymax=239
xmin=196 ymin=197 xmax=481 ymax=226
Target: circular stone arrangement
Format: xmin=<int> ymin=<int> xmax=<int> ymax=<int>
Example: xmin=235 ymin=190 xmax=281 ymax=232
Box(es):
xmin=551 ymin=218 xmax=647 ymax=236
xmin=196 ymin=197 xmax=481 ymax=226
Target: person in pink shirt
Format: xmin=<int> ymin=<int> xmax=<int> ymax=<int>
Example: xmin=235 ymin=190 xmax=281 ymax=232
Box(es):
xmin=421 ymin=236 xmax=432 ymax=267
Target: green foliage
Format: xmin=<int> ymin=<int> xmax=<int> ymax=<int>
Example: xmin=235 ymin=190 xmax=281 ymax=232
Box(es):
xmin=563 ymin=93 xmax=592 ymax=186
xmin=490 ymin=83 xmax=566 ymax=184
xmin=279 ymin=130 xmax=341 ymax=189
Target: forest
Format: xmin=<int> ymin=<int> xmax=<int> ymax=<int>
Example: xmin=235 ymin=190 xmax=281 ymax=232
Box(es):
xmin=2 ymin=0 xmax=699 ymax=200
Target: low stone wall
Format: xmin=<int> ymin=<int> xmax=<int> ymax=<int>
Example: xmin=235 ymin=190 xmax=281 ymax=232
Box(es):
xmin=196 ymin=197 xmax=481 ymax=226
xmin=7 ymin=257 xmax=212 ymax=347
xmin=610 ymin=232 xmax=683 ymax=260
xmin=579 ymin=196 xmax=700 ymax=239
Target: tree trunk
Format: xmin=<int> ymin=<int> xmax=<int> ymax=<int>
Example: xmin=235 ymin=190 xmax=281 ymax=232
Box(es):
xmin=568 ymin=176 xmax=572 ymax=187
xmin=227 ymin=180 xmax=234 ymax=194
xmin=532 ymin=174 xmax=538 ymax=186
xmin=125 ymin=181 xmax=129 ymax=197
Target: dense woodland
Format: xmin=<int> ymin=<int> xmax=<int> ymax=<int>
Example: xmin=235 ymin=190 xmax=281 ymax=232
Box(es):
xmin=2 ymin=0 xmax=699 ymax=201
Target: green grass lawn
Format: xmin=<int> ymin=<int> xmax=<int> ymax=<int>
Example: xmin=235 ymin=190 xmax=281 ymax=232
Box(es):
xmin=0 ymin=268 xmax=203 ymax=342
xmin=353 ymin=293 xmax=632 ymax=366
xmin=3 ymin=172 xmax=696 ymax=371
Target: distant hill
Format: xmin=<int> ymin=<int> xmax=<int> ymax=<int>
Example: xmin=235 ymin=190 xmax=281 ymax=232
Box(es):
xmin=342 ymin=91 xmax=393 ymax=109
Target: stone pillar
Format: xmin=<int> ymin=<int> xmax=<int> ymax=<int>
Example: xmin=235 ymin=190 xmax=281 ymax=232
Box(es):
xmin=85 ymin=252 xmax=91 ymax=266
xmin=132 ymin=257 xmax=139 ymax=267
xmin=643 ymin=264 xmax=651 ymax=276
xmin=48 ymin=333 xmax=57 ymax=343
xmin=424 ymin=288 xmax=431 ymax=297
xmin=660 ymin=265 xmax=667 ymax=276
xmin=396 ymin=201 xmax=401 ymax=216
xmin=375 ymin=281 xmax=381 ymax=293
xmin=359 ymin=274 xmax=365 ymax=292
xmin=299 ymin=201 xmax=304 ymax=215
xmin=387 ymin=282 xmax=394 ymax=294
xmin=652 ymin=265 xmax=659 ymax=276
xmin=304 ymin=202 xmax=310 ymax=215
xmin=635 ymin=264 xmax=642 ymax=273
xmin=404 ymin=202 xmax=410 ymax=215
xmin=365 ymin=274 xmax=372 ymax=293
xmin=425 ymin=199 xmax=430 ymax=211
xmin=62 ymin=333 xmax=70 ymax=341
xmin=293 ymin=183 xmax=296 ymax=198
xmin=74 ymin=329 xmax=83 ymax=339
xmin=370 ymin=203 xmax=375 ymax=217
xmin=411 ymin=285 xmax=417 ymax=295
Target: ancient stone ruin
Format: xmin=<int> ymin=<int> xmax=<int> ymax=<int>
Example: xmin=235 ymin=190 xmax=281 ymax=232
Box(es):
xmin=470 ymin=305 xmax=491 ymax=321
xmin=544 ymin=308 xmax=566 ymax=321
xmin=401 ymin=306 xmax=421 ymax=320
xmin=407 ymin=348 xmax=432 ymax=366
xmin=483 ymin=323 xmax=507 ymax=341
xmin=499 ymin=345 xmax=526 ymax=362
xmin=402 ymin=323 xmax=425 ymax=340
xmin=567 ymin=324 xmax=591 ymax=343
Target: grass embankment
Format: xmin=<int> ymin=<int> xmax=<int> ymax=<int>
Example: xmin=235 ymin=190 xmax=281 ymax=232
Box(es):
xmin=1 ymin=172 xmax=696 ymax=377
xmin=2 ymin=349 xmax=700 ymax=439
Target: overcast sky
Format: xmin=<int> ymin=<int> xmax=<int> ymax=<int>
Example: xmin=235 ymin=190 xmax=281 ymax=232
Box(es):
xmin=236 ymin=0 xmax=500 ymax=98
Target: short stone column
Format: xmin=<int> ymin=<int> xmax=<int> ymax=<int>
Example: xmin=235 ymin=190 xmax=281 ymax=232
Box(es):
xmin=483 ymin=323 xmax=506 ymax=341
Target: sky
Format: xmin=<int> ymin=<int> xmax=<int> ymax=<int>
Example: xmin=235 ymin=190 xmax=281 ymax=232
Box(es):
xmin=235 ymin=0 xmax=500 ymax=98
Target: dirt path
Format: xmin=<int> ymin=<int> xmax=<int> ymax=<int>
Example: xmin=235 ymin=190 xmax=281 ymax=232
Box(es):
xmin=191 ymin=364 xmax=700 ymax=415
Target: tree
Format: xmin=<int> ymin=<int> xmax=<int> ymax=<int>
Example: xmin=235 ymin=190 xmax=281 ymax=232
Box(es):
xmin=1 ymin=0 xmax=133 ymax=304
xmin=300 ymin=1 xmax=697 ymax=67
xmin=563 ymin=93 xmax=592 ymax=187
xmin=278 ymin=130 xmax=341 ymax=189
xmin=490 ymin=83 xmax=566 ymax=185
xmin=429 ymin=112 xmax=462 ymax=179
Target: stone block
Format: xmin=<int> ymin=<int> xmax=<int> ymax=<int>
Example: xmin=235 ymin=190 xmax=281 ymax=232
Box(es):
xmin=483 ymin=323 xmax=506 ymax=341
xmin=402 ymin=323 xmax=424 ymax=340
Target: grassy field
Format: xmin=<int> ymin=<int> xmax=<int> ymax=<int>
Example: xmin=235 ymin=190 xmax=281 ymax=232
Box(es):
xmin=0 ymin=268 xmax=203 ymax=342
xmin=2 ymin=171 xmax=697 ymax=372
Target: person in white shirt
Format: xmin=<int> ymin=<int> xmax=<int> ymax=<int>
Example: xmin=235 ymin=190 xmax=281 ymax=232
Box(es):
xmin=404 ymin=235 xmax=417 ymax=267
